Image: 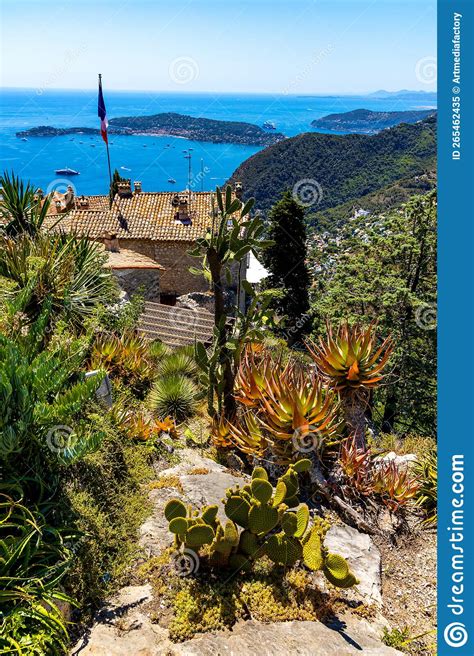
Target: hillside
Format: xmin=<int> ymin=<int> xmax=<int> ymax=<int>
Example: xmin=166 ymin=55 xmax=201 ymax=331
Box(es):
xmin=309 ymin=169 xmax=436 ymax=234
xmin=228 ymin=115 xmax=436 ymax=213
xmin=311 ymin=108 xmax=436 ymax=133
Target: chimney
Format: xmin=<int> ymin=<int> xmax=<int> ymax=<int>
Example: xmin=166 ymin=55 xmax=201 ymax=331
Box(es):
xmin=117 ymin=180 xmax=132 ymax=198
xmin=103 ymin=231 xmax=120 ymax=252
xmin=55 ymin=199 xmax=62 ymax=212
xmin=234 ymin=181 xmax=243 ymax=200
xmin=175 ymin=194 xmax=191 ymax=224
xmin=64 ymin=185 xmax=75 ymax=209
xmin=35 ymin=188 xmax=44 ymax=200
xmin=78 ymin=195 xmax=90 ymax=208
xmin=133 ymin=180 xmax=142 ymax=194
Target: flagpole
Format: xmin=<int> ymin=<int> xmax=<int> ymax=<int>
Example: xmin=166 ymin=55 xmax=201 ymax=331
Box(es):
xmin=98 ymin=73 xmax=113 ymax=189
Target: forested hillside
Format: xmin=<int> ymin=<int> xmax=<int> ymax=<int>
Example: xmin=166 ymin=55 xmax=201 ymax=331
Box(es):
xmin=229 ymin=116 xmax=436 ymax=213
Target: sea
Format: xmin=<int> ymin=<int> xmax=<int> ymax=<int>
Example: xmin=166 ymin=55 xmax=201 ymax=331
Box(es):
xmin=0 ymin=88 xmax=437 ymax=196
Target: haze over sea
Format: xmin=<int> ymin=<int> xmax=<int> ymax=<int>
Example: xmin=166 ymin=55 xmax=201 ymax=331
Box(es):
xmin=0 ymin=88 xmax=437 ymax=196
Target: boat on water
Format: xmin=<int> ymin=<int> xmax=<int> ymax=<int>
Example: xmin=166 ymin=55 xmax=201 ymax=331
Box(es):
xmin=263 ymin=121 xmax=276 ymax=130
xmin=21 ymin=137 xmax=28 ymax=142
xmin=168 ymin=178 xmax=176 ymax=184
xmin=55 ymin=167 xmax=80 ymax=176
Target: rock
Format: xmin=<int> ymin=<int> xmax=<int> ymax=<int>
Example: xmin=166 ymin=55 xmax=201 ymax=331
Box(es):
xmin=374 ymin=452 xmax=417 ymax=470
xmin=73 ymin=614 xmax=402 ymax=655
xmin=171 ymin=617 xmax=403 ymax=655
xmin=140 ymin=450 xmax=246 ymax=557
xmin=71 ymin=584 xmax=171 ymax=656
xmin=325 ymin=523 xmax=382 ymax=605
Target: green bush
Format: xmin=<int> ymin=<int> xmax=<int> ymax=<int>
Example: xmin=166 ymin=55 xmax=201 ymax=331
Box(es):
xmin=157 ymin=350 xmax=198 ymax=379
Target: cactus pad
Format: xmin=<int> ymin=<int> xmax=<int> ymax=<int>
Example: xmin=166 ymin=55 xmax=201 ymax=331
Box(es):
xmin=225 ymin=495 xmax=250 ymax=528
xmin=185 ymin=524 xmax=215 ymax=547
xmin=251 ymin=478 xmax=273 ymax=504
xmin=201 ymin=505 xmax=218 ymax=526
xmin=281 ymin=512 xmax=298 ymax=536
xmin=169 ymin=517 xmax=188 ymax=535
xmin=239 ymin=530 xmax=260 ymax=557
xmin=248 ymin=502 xmax=279 ymax=534
xmin=294 ymin=504 xmax=310 ymax=538
xmin=302 ymin=526 xmax=323 ymax=570
xmin=164 ymin=499 xmax=187 ymax=522
xmin=264 ymin=533 xmax=302 ymax=567
xmin=272 ymin=480 xmax=287 ymax=506
xmin=252 ymin=466 xmax=268 ymax=480
xmin=229 ymin=553 xmax=252 ymax=572
xmin=224 ymin=520 xmax=239 ymax=546
xmin=293 ymin=458 xmax=312 ymax=473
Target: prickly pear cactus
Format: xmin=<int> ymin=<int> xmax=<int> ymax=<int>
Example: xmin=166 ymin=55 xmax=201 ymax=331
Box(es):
xmin=163 ymin=459 xmax=358 ymax=589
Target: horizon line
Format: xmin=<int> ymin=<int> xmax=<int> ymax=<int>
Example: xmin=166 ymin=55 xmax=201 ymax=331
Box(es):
xmin=0 ymin=85 xmax=438 ymax=97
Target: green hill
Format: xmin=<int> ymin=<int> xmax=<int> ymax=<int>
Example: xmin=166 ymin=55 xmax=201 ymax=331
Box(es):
xmin=228 ymin=116 xmax=436 ymax=214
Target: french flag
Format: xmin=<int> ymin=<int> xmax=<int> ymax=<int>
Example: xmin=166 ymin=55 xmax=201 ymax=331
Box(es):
xmin=98 ymin=75 xmax=108 ymax=144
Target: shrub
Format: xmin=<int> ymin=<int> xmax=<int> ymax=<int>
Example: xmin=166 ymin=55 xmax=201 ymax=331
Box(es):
xmin=148 ymin=374 xmax=199 ymax=421
xmin=413 ymin=446 xmax=437 ymax=525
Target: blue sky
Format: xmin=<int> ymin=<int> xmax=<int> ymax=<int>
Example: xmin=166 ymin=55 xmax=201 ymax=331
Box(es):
xmin=0 ymin=0 xmax=437 ymax=94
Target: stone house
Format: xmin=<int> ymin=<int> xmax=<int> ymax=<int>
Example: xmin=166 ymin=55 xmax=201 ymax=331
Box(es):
xmin=44 ymin=180 xmax=246 ymax=305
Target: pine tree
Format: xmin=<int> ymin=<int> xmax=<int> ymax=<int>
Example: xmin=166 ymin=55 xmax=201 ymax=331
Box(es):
xmin=262 ymin=191 xmax=311 ymax=345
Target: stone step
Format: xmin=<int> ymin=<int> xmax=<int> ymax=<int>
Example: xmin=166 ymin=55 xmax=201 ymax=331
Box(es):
xmin=140 ymin=309 xmax=215 ymax=331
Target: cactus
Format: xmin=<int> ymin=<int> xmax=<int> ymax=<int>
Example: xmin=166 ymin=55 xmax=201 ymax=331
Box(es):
xmin=323 ymin=553 xmax=359 ymax=588
xmin=163 ymin=460 xmax=358 ymax=590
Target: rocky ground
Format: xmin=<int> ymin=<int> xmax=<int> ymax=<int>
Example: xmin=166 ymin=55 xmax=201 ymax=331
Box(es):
xmin=70 ymin=449 xmax=434 ymax=656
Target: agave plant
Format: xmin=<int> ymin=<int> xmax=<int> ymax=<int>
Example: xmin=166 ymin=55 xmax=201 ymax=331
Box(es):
xmin=223 ymin=410 xmax=268 ymax=458
xmin=372 ymin=461 xmax=420 ymax=511
xmin=413 ymin=447 xmax=437 ymax=526
xmin=113 ymin=407 xmax=177 ymax=442
xmin=148 ymin=374 xmax=199 ymax=421
xmin=338 ymin=437 xmax=374 ymax=496
xmin=157 ymin=350 xmax=198 ymax=379
xmin=306 ymin=322 xmax=393 ymax=449
xmin=235 ymin=345 xmax=274 ymax=408
xmin=90 ymin=332 xmax=153 ymax=389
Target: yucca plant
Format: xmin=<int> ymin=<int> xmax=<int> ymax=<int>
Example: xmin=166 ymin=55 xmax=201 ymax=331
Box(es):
xmin=0 ymin=171 xmax=51 ymax=237
xmin=306 ymin=322 xmax=393 ymax=449
xmin=413 ymin=447 xmax=437 ymax=526
xmin=148 ymin=339 xmax=171 ymax=362
xmin=148 ymin=374 xmax=199 ymax=422
xmin=0 ymin=493 xmax=77 ymax=655
xmin=157 ymin=350 xmax=198 ymax=379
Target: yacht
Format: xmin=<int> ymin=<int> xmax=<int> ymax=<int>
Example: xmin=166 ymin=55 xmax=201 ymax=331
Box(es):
xmin=55 ymin=167 xmax=80 ymax=176
xmin=168 ymin=178 xmax=177 ymax=184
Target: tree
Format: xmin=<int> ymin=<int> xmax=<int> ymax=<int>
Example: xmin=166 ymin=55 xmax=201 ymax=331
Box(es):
xmin=262 ymin=191 xmax=310 ymax=345
xmin=310 ymin=191 xmax=437 ymax=436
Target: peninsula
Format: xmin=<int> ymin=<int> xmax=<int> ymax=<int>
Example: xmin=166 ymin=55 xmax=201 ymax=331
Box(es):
xmin=16 ymin=112 xmax=285 ymax=146
xmin=311 ymin=108 xmax=437 ymax=134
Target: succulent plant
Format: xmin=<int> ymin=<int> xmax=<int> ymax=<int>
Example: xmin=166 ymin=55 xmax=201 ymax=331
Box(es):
xmin=164 ymin=459 xmax=358 ymax=589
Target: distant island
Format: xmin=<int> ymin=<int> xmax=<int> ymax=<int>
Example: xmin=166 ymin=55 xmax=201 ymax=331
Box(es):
xmin=368 ymin=89 xmax=437 ymax=100
xmin=311 ymin=108 xmax=437 ymax=134
xmin=16 ymin=112 xmax=285 ymax=146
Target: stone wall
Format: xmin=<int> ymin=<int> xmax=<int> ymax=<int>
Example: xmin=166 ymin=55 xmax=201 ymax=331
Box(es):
xmin=112 ymin=268 xmax=160 ymax=301
xmin=119 ymin=239 xmax=242 ymax=298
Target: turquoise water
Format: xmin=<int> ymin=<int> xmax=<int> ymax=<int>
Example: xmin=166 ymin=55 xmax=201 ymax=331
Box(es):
xmin=0 ymin=89 xmax=436 ymax=195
